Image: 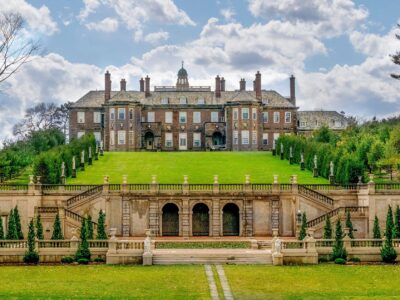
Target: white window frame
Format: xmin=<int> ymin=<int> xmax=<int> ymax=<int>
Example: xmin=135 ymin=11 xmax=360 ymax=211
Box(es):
xmin=165 ymin=111 xmax=173 ymax=124
xmin=273 ymin=112 xmax=280 ymax=123
xmin=233 ymin=108 xmax=238 ymax=121
xmin=242 ymin=108 xmax=249 ymax=120
xmin=285 ymin=112 xmax=291 ymax=123
xmin=161 ymin=97 xmax=169 ymax=105
xmin=110 ymin=108 xmax=115 ymax=121
xmin=94 ymin=132 xmax=101 ymax=143
xmin=262 ymin=133 xmax=268 ymax=145
xmin=118 ymin=108 xmax=125 ymax=120
xmin=147 ymin=112 xmax=155 ymax=122
xmin=241 ymin=130 xmax=249 ymax=145
xmin=165 ymin=133 xmax=173 ymax=147
xmin=193 ymin=133 xmax=201 ymax=147
xmin=252 ymin=108 xmax=257 ymax=120
xmin=77 ymin=112 xmax=85 ymax=124
xmin=233 ymin=130 xmax=238 ymax=145
xmin=193 ymin=111 xmax=201 ymax=124
xmin=211 ymin=111 xmax=219 ymax=122
xmin=93 ymin=112 xmax=101 ymax=123
xmin=262 ymin=112 xmax=268 ymax=123
xmin=118 ymin=130 xmax=126 ymax=145
xmin=179 ymin=112 xmax=187 ymax=123
xmin=77 ymin=131 xmax=85 ymax=139
xmin=179 ymin=97 xmax=187 ymax=105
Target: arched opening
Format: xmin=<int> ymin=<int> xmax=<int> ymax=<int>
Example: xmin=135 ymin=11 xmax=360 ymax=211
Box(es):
xmin=223 ymin=203 xmax=240 ymax=236
xmin=162 ymin=203 xmax=179 ymax=236
xmin=212 ymin=132 xmax=224 ymax=146
xmin=192 ymin=203 xmax=209 ymax=236
xmin=144 ymin=131 xmax=154 ymax=150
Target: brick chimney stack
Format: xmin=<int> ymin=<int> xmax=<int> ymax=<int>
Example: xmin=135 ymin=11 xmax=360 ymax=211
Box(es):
xmin=240 ymin=79 xmax=246 ymax=91
xmin=145 ymin=76 xmax=150 ymax=97
xmin=215 ymin=75 xmax=221 ymax=98
xmin=290 ymin=75 xmax=296 ymax=106
xmin=120 ymin=79 xmax=126 ymax=91
xmin=221 ymin=77 xmax=225 ymax=92
xmin=105 ymin=71 xmax=111 ymax=102
xmin=139 ymin=78 xmax=144 ymax=92
xmin=255 ymin=71 xmax=261 ymax=100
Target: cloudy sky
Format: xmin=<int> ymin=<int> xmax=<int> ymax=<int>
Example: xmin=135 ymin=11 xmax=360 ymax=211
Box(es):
xmin=0 ymin=0 xmax=400 ymax=142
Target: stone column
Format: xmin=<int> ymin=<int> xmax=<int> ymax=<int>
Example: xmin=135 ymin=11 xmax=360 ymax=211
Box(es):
xmin=183 ymin=175 xmax=189 ymax=195
xmin=148 ymin=201 xmax=159 ymax=236
xmin=80 ymin=150 xmax=85 ymax=171
xmin=102 ymin=176 xmax=109 ymax=194
xmin=150 ymin=175 xmax=158 ymax=194
xmin=71 ymin=156 xmax=77 ymax=178
xmin=60 ymin=162 xmax=66 ymax=185
xmin=272 ymin=175 xmax=279 ymax=193
xmin=212 ymin=199 xmax=221 ymax=237
xmin=88 ymin=147 xmax=93 ymax=165
xmin=213 ymin=175 xmax=219 ymax=194
xmin=122 ymin=175 xmax=128 ymax=193
xmin=244 ymin=175 xmax=251 ymax=193
xmin=181 ymin=199 xmax=190 ymax=238
xmin=300 ymin=152 xmax=305 ymax=171
xmin=271 ymin=200 xmax=280 ymax=236
xmin=244 ymin=199 xmax=253 ymax=237
xmin=122 ymin=199 xmax=130 ymax=237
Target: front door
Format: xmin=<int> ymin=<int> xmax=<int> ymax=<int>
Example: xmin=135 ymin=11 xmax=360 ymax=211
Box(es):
xmin=179 ymin=133 xmax=187 ymax=150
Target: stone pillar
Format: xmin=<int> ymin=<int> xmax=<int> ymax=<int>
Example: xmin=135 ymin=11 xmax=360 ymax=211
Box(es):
xmin=122 ymin=200 xmax=130 ymax=237
xmin=150 ymin=175 xmax=158 ymax=194
xmin=272 ymin=175 xmax=279 ymax=193
xmin=212 ymin=200 xmax=221 ymax=237
xmin=271 ymin=200 xmax=280 ymax=236
xmin=280 ymin=143 xmax=284 ymax=160
xmin=88 ymin=147 xmax=93 ymax=165
xmin=289 ymin=146 xmax=293 ymax=165
xmin=95 ymin=145 xmax=99 ymax=161
xmin=80 ymin=150 xmax=85 ymax=171
xmin=71 ymin=156 xmax=77 ymax=178
xmin=28 ymin=175 xmax=35 ymax=195
xmin=100 ymin=141 xmax=104 ymax=156
xmin=213 ymin=175 xmax=219 ymax=194
xmin=244 ymin=175 xmax=251 ymax=193
xmin=183 ymin=175 xmax=189 ymax=195
xmin=181 ymin=199 xmax=190 ymax=238
xmin=102 ymin=176 xmax=109 ymax=194
xmin=60 ymin=162 xmax=66 ymax=185
xmin=244 ymin=199 xmax=253 ymax=237
xmin=122 ymin=175 xmax=128 ymax=193
xmin=300 ymin=153 xmax=305 ymax=171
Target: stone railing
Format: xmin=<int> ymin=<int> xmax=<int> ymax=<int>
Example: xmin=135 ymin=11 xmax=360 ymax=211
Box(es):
xmin=0 ymin=184 xmax=29 ymax=191
xmin=375 ymin=183 xmax=400 ymax=193
xmin=303 ymin=184 xmax=362 ymax=191
xmin=298 ymin=185 xmax=334 ymax=207
xmin=307 ymin=206 xmax=368 ymax=228
xmin=66 ymin=185 xmax=103 ymax=207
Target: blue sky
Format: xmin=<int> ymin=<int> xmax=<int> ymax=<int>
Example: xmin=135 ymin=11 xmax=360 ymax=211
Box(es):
xmin=0 ymin=0 xmax=400 ymax=142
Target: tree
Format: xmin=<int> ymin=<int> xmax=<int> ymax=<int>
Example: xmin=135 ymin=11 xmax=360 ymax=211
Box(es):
xmin=51 ymin=211 xmax=63 ymax=240
xmin=391 ymin=24 xmax=400 ymax=79
xmin=345 ymin=210 xmax=354 ymax=239
xmin=23 ymin=219 xmax=39 ymax=264
xmin=35 ymin=214 xmax=44 ymax=240
xmin=0 ymin=214 xmax=4 ymax=239
xmin=381 ymin=205 xmax=397 ymax=263
xmin=373 ymin=216 xmax=382 ymax=239
xmin=0 ymin=13 xmax=39 ymax=86
xmin=87 ymin=215 xmax=94 ymax=240
xmin=299 ymin=212 xmax=307 ymax=240
xmin=367 ymin=140 xmax=385 ymax=172
xmin=394 ymin=206 xmax=400 ymax=239
xmin=75 ymin=217 xmax=91 ymax=261
xmin=96 ymin=210 xmax=107 ymax=240
xmin=6 ymin=208 xmax=17 ymax=240
xmin=323 ymin=215 xmax=332 ymax=239
xmin=13 ymin=206 xmax=23 ymax=239
xmin=331 ymin=218 xmax=347 ymax=260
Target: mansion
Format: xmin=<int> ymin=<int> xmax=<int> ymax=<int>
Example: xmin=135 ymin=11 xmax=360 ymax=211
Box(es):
xmin=69 ymin=66 xmax=348 ymax=151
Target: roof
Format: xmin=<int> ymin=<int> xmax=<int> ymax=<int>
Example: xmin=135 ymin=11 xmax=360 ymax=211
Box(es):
xmin=297 ymin=110 xmax=348 ymax=130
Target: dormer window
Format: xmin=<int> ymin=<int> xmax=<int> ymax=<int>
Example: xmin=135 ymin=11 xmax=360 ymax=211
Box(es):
xmin=197 ymin=98 xmax=205 ymax=104
xmin=161 ymin=97 xmax=169 ymax=104
xmin=180 ymin=97 xmax=187 ymax=104
xmin=262 ymin=98 xmax=269 ymax=105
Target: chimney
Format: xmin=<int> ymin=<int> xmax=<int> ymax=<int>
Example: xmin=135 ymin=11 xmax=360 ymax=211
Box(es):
xmin=255 ymin=71 xmax=261 ymax=100
xmin=290 ymin=75 xmax=296 ymax=106
xmin=105 ymin=71 xmax=111 ymax=102
xmin=215 ymin=75 xmax=221 ymax=98
xmin=139 ymin=78 xmax=144 ymax=92
xmin=240 ymin=79 xmax=246 ymax=91
xmin=221 ymin=77 xmax=225 ymax=92
xmin=120 ymin=79 xmax=126 ymax=91
xmin=145 ymin=76 xmax=150 ymax=97
xmin=253 ymin=80 xmax=256 ymax=91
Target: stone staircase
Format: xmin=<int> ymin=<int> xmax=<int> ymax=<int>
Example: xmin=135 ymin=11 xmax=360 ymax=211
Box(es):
xmin=66 ymin=185 xmax=103 ymax=209
xmin=298 ymin=185 xmax=334 ymax=209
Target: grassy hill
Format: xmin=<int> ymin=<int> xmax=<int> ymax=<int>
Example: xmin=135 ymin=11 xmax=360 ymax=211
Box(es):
xmin=68 ymin=152 xmax=328 ymax=184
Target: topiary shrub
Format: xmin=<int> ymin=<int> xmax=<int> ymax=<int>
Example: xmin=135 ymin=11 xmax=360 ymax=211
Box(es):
xmin=93 ymin=257 xmax=105 ymax=263
xmin=381 ymin=205 xmax=397 ymax=263
xmin=331 ymin=219 xmax=347 ymax=261
xmin=334 ymin=258 xmax=346 ymax=265
xmin=381 ymin=245 xmax=397 ymax=263
xmin=77 ymin=258 xmax=89 ymax=265
xmin=23 ymin=252 xmax=39 ymax=264
xmin=61 ymin=256 xmax=74 ymax=264
xmin=23 ymin=219 xmax=39 ymax=264
xmin=350 ymin=257 xmax=361 ymax=263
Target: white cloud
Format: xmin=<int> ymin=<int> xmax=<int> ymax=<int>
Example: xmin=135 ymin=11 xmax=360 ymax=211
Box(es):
xmin=86 ymin=17 xmax=119 ymax=32
xmin=0 ymin=0 xmax=58 ymax=35
xmin=220 ymin=8 xmax=235 ymax=22
xmin=78 ymin=0 xmax=100 ymax=21
xmin=143 ymin=31 xmax=170 ymax=44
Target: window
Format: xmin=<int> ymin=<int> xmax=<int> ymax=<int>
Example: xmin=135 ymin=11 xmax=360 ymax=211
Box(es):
xmin=273 ymin=133 xmax=280 ymax=142
xmin=161 ymin=97 xmax=169 ymax=104
xmin=252 ymin=131 xmax=257 ymax=145
xmin=242 ymin=108 xmax=249 ymax=120
xmin=300 ymin=121 xmax=307 ymax=127
xmin=165 ymin=111 xmax=172 ymax=124
xmin=179 ymin=112 xmax=187 ymax=123
xmin=110 ymin=108 xmax=115 ymax=121
xmin=110 ymin=130 xmax=115 ymax=145
xmin=233 ymin=108 xmax=238 ymax=120
xmin=193 ymin=111 xmax=201 ymax=123
xmin=129 ymin=109 xmax=134 ymax=120
xmin=233 ymin=131 xmax=238 ymax=145
xmin=252 ymin=108 xmax=257 ymax=120
xmin=241 ymin=130 xmax=249 ymax=145
xmin=118 ymin=130 xmax=126 ymax=145
xmin=165 ymin=133 xmax=173 ymax=147
xmin=335 ymin=120 xmax=342 ymax=128
xmin=211 ymin=111 xmax=218 ymax=122
xmin=77 ymin=112 xmax=85 ymax=123
xmin=180 ymin=97 xmax=187 ymax=104
xmin=147 ymin=112 xmax=155 ymax=122
xmin=94 ymin=132 xmax=101 ymax=143
xmin=197 ymin=98 xmax=205 ymax=104
xmin=118 ymin=108 xmax=125 ymax=120
xmin=180 ymin=136 xmax=187 ymax=146
xmin=93 ymin=112 xmax=101 ymax=123
xmin=193 ymin=133 xmax=201 ymax=147
xmin=77 ymin=131 xmax=85 ymax=139
xmin=285 ymin=112 xmax=291 ymax=123
xmin=273 ymin=112 xmax=280 ymax=123
xmin=262 ymin=133 xmax=268 ymax=145
xmin=262 ymin=112 xmax=268 ymax=123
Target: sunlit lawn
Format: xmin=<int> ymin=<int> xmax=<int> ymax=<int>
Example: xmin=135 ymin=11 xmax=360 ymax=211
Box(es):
xmin=68 ymin=152 xmax=328 ymax=184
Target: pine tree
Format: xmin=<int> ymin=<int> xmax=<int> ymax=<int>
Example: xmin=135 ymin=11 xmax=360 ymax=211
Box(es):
xmin=373 ymin=216 xmax=382 ymax=239
xmin=345 ymin=210 xmax=354 ymax=239
xmin=35 ymin=214 xmax=44 ymax=240
xmin=75 ymin=217 xmax=91 ymax=261
xmin=87 ymin=215 xmax=94 ymax=240
xmin=331 ymin=218 xmax=347 ymax=260
xmin=14 ymin=206 xmax=23 ymax=239
xmin=6 ymin=209 xmax=18 ymax=240
xmin=299 ymin=212 xmax=307 ymax=240
xmin=51 ymin=211 xmax=64 ymax=240
xmin=394 ymin=206 xmax=400 ymax=238
xmin=381 ymin=205 xmax=397 ymax=263
xmin=390 ymin=24 xmax=400 ymax=80
xmin=0 ymin=215 xmax=4 ymax=239
xmin=323 ymin=215 xmax=332 ymax=239
xmin=96 ymin=210 xmax=107 ymax=240
xmin=23 ymin=219 xmax=39 ymax=264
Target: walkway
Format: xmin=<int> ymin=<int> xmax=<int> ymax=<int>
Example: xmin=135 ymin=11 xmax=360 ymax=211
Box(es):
xmin=204 ymin=264 xmax=234 ymax=300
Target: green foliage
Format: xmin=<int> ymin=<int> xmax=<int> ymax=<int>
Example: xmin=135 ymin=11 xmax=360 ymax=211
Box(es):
xmin=23 ymin=219 xmax=39 ymax=264
xmin=13 ymin=206 xmax=23 ymax=240
xmin=299 ymin=212 xmax=307 ymax=240
xmin=345 ymin=210 xmax=354 ymax=239
xmin=77 ymin=258 xmax=90 ymax=265
xmin=35 ymin=214 xmax=44 ymax=240
xmin=381 ymin=206 xmax=397 ymax=263
xmin=93 ymin=257 xmax=106 ymax=263
xmin=313 ymin=126 xmax=339 ymax=145
xmin=334 ymin=258 xmax=346 ymax=265
xmin=6 ymin=209 xmax=18 ymax=240
xmin=373 ymin=216 xmax=382 ymax=239
xmin=96 ymin=210 xmax=107 ymax=240
xmin=0 ymin=214 xmax=3 ymax=239
xmin=323 ymin=215 xmax=332 ymax=239
xmin=61 ymin=256 xmax=74 ymax=264
xmin=87 ymin=215 xmax=94 ymax=240
xmin=51 ymin=211 xmax=64 ymax=240
xmin=75 ymin=217 xmax=91 ymax=261
xmin=395 ymin=206 xmax=400 ymax=239
xmin=331 ymin=219 xmax=347 ymax=260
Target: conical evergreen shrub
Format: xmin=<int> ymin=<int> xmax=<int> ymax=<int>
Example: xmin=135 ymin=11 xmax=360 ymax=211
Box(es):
xmin=299 ymin=212 xmax=307 ymax=240
xmin=331 ymin=218 xmax=347 ymax=260
xmin=35 ymin=214 xmax=44 ymax=240
xmin=373 ymin=215 xmax=382 ymax=247
xmin=96 ymin=210 xmax=107 ymax=240
xmin=394 ymin=206 xmax=400 ymax=238
xmin=381 ymin=206 xmax=397 ymax=263
xmin=87 ymin=215 xmax=94 ymax=240
xmin=345 ymin=210 xmax=354 ymax=239
xmin=75 ymin=217 xmax=91 ymax=261
xmin=23 ymin=219 xmax=39 ymax=264
xmin=6 ymin=209 xmax=18 ymax=240
xmin=51 ymin=211 xmax=64 ymax=240
xmin=0 ymin=215 xmax=4 ymax=239
xmin=14 ymin=206 xmax=23 ymax=239
xmin=323 ymin=215 xmax=332 ymax=239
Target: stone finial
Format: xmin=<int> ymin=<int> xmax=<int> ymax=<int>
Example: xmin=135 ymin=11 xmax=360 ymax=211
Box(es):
xmin=89 ymin=147 xmax=92 ymax=158
xmin=213 ymin=175 xmax=219 ymax=184
xmin=81 ymin=150 xmax=85 ymax=163
xmin=151 ymin=175 xmax=157 ymax=184
xmin=122 ymin=175 xmax=128 ymax=184
xmin=61 ymin=161 xmax=65 ymax=177
xmin=313 ymin=155 xmax=318 ymax=169
xmin=72 ymin=156 xmax=76 ymax=170
xmin=29 ymin=175 xmax=34 ymax=185
xmin=109 ymin=228 xmax=117 ymax=240
xmin=103 ymin=176 xmax=109 ymax=184
xmin=183 ymin=175 xmax=188 ymax=184
xmin=36 ymin=176 xmax=41 ymax=184
xmin=330 ymin=161 xmax=334 ymax=177
xmin=292 ymin=175 xmax=298 ymax=184
xmin=245 ymin=175 xmax=250 ymax=184
xmin=280 ymin=143 xmax=284 ymax=153
xmin=369 ymin=174 xmax=374 ymax=183
xmin=273 ymin=175 xmax=278 ymax=184
xmin=300 ymin=152 xmax=304 ymax=163
xmin=289 ymin=146 xmax=293 ymax=158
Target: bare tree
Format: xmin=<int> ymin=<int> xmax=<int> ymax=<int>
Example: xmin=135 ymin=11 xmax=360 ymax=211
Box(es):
xmin=0 ymin=13 xmax=39 ymax=84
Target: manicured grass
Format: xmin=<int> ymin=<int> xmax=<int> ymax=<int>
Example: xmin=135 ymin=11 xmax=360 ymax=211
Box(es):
xmin=0 ymin=265 xmax=209 ymax=299
xmin=225 ymin=265 xmax=400 ymax=299
xmin=68 ymin=152 xmax=328 ymax=184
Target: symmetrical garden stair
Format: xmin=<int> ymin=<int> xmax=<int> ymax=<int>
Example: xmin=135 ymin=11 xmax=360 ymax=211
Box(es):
xmin=307 ymin=206 xmax=368 ymax=229
xmin=298 ymin=185 xmax=334 ymax=209
xmin=66 ymin=185 xmax=103 ymax=209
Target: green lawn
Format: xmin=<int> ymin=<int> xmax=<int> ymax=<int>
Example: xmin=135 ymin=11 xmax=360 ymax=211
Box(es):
xmin=68 ymin=152 xmax=328 ymax=184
